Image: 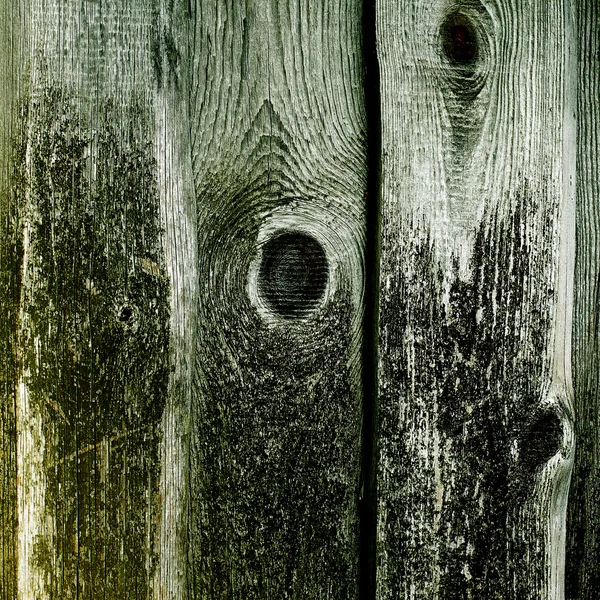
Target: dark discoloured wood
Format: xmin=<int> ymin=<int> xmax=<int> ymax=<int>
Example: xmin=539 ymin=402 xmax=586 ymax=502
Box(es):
xmin=376 ymin=0 xmax=576 ymax=598
xmin=566 ymin=1 xmax=600 ymax=597
xmin=157 ymin=0 xmax=368 ymax=596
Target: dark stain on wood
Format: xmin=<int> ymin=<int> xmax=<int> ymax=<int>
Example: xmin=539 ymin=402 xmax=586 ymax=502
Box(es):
xmin=378 ymin=187 xmax=561 ymax=598
xmin=441 ymin=12 xmax=479 ymax=67
xmin=19 ymin=89 xmax=170 ymax=597
xmin=0 ymin=98 xmax=25 ymax=600
xmin=190 ymin=294 xmax=361 ymax=598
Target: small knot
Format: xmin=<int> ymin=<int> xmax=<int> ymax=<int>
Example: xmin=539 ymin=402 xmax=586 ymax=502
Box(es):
xmin=441 ymin=12 xmax=479 ymax=66
xmin=119 ymin=306 xmax=134 ymax=323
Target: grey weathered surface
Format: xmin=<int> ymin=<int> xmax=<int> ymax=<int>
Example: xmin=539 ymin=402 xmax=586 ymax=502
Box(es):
xmin=5 ymin=0 xmax=598 ymax=598
xmin=12 ymin=2 xmax=170 ymax=598
xmin=375 ymin=1 xmax=576 ymax=598
xmin=157 ymin=0 xmax=368 ymax=597
xmin=566 ymin=1 xmax=600 ymax=597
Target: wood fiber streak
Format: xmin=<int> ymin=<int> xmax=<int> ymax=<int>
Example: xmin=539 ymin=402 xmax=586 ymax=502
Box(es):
xmin=566 ymin=1 xmax=600 ymax=597
xmin=160 ymin=0 xmax=367 ymax=596
xmin=376 ymin=0 xmax=575 ymax=598
xmin=15 ymin=2 xmax=170 ymax=598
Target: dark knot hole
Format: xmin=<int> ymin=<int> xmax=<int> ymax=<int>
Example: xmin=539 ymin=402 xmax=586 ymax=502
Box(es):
xmin=441 ymin=12 xmax=479 ymax=66
xmin=118 ymin=306 xmax=134 ymax=323
xmin=519 ymin=409 xmax=563 ymax=472
xmin=258 ymin=231 xmax=329 ymax=319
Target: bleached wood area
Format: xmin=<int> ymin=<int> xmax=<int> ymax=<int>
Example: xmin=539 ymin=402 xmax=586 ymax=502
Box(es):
xmin=0 ymin=1 xmax=598 ymax=599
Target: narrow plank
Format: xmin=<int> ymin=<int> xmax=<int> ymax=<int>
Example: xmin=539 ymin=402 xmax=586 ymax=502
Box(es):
xmin=376 ymin=0 xmax=576 ymax=597
xmin=0 ymin=3 xmax=27 ymax=599
xmin=159 ymin=0 xmax=368 ymax=596
xmin=566 ymin=1 xmax=600 ymax=597
xmin=14 ymin=2 xmax=170 ymax=597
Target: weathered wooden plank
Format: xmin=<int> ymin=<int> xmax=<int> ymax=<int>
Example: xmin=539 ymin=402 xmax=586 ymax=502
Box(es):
xmin=375 ymin=0 xmax=576 ymax=597
xmin=0 ymin=3 xmax=27 ymax=599
xmin=14 ymin=2 xmax=170 ymax=598
xmin=566 ymin=1 xmax=600 ymax=597
xmin=158 ymin=0 xmax=368 ymax=596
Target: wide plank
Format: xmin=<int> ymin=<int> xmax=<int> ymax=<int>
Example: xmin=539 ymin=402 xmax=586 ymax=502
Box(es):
xmin=157 ymin=0 xmax=368 ymax=596
xmin=375 ymin=0 xmax=576 ymax=597
xmin=13 ymin=2 xmax=170 ymax=598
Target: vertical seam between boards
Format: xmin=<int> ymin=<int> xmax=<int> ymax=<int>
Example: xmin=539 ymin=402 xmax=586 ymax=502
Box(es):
xmin=360 ymin=0 xmax=381 ymax=599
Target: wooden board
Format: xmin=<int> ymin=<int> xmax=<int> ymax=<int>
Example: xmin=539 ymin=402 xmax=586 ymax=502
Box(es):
xmin=566 ymin=1 xmax=600 ymax=598
xmin=375 ymin=0 xmax=576 ymax=597
xmin=0 ymin=3 xmax=25 ymax=599
xmin=13 ymin=2 xmax=171 ymax=598
xmin=157 ymin=0 xmax=368 ymax=596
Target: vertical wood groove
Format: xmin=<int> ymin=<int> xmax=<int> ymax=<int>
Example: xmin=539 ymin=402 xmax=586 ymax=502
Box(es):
xmin=360 ymin=0 xmax=381 ymax=599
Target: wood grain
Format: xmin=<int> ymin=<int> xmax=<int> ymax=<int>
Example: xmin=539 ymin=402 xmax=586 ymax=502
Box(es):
xmin=13 ymin=2 xmax=170 ymax=598
xmin=158 ymin=0 xmax=368 ymax=596
xmin=375 ymin=0 xmax=576 ymax=597
xmin=0 ymin=3 xmax=26 ymax=599
xmin=566 ymin=1 xmax=600 ymax=597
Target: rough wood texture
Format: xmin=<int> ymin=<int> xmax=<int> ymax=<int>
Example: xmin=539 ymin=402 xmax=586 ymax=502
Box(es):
xmin=375 ymin=1 xmax=576 ymax=597
xmin=156 ymin=0 xmax=368 ymax=596
xmin=13 ymin=2 xmax=170 ymax=598
xmin=0 ymin=3 xmax=25 ymax=599
xmin=5 ymin=0 xmax=597 ymax=598
xmin=566 ymin=1 xmax=600 ymax=597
